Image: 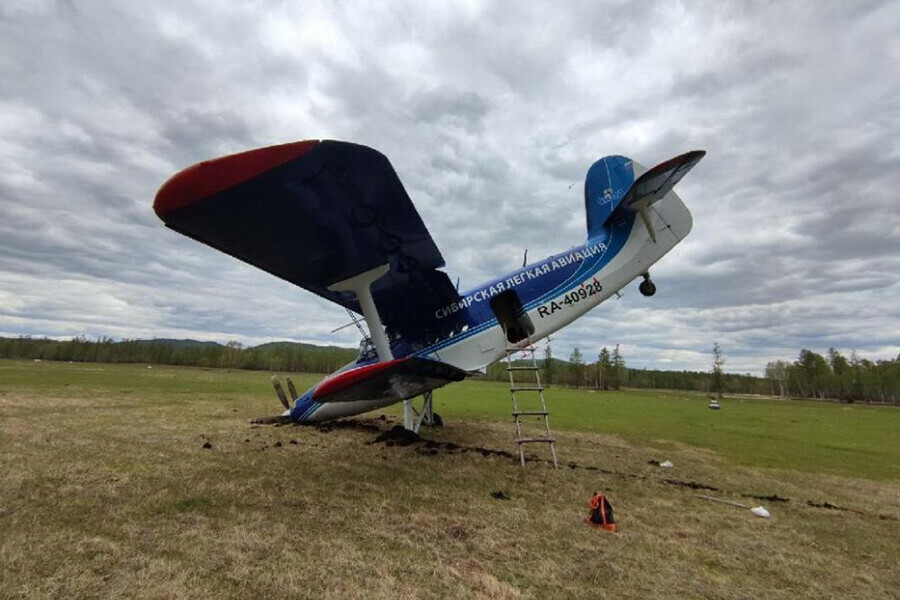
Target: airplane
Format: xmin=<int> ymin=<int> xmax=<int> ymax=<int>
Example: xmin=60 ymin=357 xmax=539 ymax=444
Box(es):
xmin=153 ymin=140 xmax=704 ymax=431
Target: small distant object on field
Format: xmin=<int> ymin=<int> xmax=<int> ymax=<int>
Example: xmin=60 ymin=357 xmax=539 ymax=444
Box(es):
xmin=697 ymin=494 xmax=771 ymax=518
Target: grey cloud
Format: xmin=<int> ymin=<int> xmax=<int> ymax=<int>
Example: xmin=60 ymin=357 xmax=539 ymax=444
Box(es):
xmin=410 ymin=87 xmax=490 ymax=133
xmin=1 ymin=0 xmax=900 ymax=374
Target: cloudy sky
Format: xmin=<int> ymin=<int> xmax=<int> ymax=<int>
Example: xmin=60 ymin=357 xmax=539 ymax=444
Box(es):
xmin=1 ymin=0 xmax=898 ymax=374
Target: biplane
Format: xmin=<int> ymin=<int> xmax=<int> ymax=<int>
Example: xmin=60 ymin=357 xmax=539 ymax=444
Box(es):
xmin=154 ymin=140 xmax=703 ymax=430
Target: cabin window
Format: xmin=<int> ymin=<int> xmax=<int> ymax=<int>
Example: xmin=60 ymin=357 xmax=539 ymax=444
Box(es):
xmin=357 ymin=337 xmax=377 ymax=362
xmin=489 ymin=290 xmax=535 ymax=343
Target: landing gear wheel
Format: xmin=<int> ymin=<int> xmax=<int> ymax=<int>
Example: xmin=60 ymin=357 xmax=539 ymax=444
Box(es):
xmin=639 ymin=273 xmax=656 ymax=297
xmin=432 ymin=412 xmax=444 ymax=427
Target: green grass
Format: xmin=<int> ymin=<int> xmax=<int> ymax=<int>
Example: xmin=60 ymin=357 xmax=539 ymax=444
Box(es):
xmin=3 ymin=360 xmax=897 ymax=480
xmin=1 ymin=359 xmax=898 ymax=599
xmin=432 ymin=380 xmax=900 ymax=481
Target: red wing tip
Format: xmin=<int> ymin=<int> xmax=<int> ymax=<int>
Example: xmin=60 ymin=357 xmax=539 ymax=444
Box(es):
xmin=312 ymin=358 xmax=406 ymax=400
xmin=153 ymin=140 xmax=320 ymax=216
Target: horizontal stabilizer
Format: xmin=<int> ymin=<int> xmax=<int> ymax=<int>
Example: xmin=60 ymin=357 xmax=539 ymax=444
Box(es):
xmin=620 ymin=150 xmax=705 ymax=213
xmin=312 ymin=357 xmax=467 ymax=403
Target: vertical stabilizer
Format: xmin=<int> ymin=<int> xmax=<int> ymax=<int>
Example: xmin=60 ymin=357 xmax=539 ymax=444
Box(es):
xmin=584 ymin=156 xmax=636 ymax=240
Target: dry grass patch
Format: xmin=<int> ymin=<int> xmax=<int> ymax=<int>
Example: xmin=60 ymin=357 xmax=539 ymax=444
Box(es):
xmin=1 ymin=364 xmax=899 ymax=598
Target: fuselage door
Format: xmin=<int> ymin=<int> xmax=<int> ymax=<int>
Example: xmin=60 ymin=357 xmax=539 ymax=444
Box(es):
xmin=490 ymin=289 xmax=535 ymax=344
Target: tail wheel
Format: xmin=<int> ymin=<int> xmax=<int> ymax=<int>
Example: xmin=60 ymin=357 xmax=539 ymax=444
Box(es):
xmin=639 ymin=273 xmax=656 ymax=297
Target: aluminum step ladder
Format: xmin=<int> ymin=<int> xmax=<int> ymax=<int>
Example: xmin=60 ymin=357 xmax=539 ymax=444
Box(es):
xmin=506 ymin=340 xmax=558 ymax=468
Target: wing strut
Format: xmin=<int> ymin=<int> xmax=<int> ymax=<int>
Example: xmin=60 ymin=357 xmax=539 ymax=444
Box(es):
xmin=328 ymin=264 xmax=393 ymax=362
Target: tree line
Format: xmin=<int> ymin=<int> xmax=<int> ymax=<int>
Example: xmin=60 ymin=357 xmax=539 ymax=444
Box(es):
xmin=483 ymin=343 xmax=757 ymax=393
xmin=484 ymin=343 xmax=899 ymax=404
xmin=765 ymin=348 xmax=900 ymax=404
xmin=3 ymin=336 xmax=897 ymax=404
xmin=0 ymin=336 xmax=356 ymax=374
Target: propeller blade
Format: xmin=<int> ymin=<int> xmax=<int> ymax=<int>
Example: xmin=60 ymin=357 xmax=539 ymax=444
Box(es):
xmin=286 ymin=378 xmax=298 ymax=401
xmin=270 ymin=375 xmax=291 ymax=410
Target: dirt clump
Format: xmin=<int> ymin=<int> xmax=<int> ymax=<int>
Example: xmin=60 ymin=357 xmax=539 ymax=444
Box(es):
xmin=744 ymin=493 xmax=790 ymax=503
xmin=316 ymin=419 xmax=381 ymax=434
xmin=663 ymin=478 xmax=718 ymax=491
xmin=370 ymin=425 xmax=422 ymax=447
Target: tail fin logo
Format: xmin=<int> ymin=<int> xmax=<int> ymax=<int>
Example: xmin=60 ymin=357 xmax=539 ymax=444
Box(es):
xmin=596 ymin=187 xmax=622 ymax=206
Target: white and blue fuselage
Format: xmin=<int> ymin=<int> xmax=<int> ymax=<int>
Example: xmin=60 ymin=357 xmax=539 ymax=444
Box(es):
xmin=290 ymin=157 xmax=694 ymax=423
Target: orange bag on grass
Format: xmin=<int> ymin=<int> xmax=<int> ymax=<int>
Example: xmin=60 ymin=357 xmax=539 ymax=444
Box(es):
xmin=586 ymin=492 xmax=616 ymax=532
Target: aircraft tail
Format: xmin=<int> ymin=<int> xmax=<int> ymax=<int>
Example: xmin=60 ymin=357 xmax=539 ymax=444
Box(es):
xmin=584 ymin=155 xmax=635 ymax=239
xmin=584 ymin=151 xmax=705 ymax=239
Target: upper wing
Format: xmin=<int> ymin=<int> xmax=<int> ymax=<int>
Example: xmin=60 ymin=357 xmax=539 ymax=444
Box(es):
xmin=154 ymin=140 xmax=459 ymax=341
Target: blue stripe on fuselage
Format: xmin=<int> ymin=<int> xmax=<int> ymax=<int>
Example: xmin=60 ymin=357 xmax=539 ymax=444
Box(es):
xmin=290 ymin=391 xmax=321 ymax=422
xmin=416 ymin=211 xmax=636 ymax=356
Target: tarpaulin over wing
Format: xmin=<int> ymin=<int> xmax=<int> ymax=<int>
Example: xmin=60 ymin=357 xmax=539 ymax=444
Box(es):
xmin=154 ymin=140 xmax=460 ymax=340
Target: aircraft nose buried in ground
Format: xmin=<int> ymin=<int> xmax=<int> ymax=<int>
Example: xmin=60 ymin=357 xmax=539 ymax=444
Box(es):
xmin=154 ymin=140 xmax=704 ymax=431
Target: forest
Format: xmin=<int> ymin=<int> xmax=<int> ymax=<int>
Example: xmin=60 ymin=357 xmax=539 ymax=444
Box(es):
xmin=486 ymin=343 xmax=899 ymax=404
xmin=2 ymin=336 xmax=897 ymax=404
xmin=0 ymin=336 xmax=356 ymax=375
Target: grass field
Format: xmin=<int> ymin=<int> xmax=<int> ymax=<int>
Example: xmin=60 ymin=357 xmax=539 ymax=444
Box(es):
xmin=2 ymin=359 xmax=899 ymax=598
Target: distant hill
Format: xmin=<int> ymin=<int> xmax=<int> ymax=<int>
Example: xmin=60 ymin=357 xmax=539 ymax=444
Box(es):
xmin=250 ymin=340 xmax=356 ymax=353
xmin=124 ymin=338 xmax=355 ymax=354
xmin=125 ymin=338 xmax=358 ymax=356
xmin=132 ymin=338 xmax=222 ymax=347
